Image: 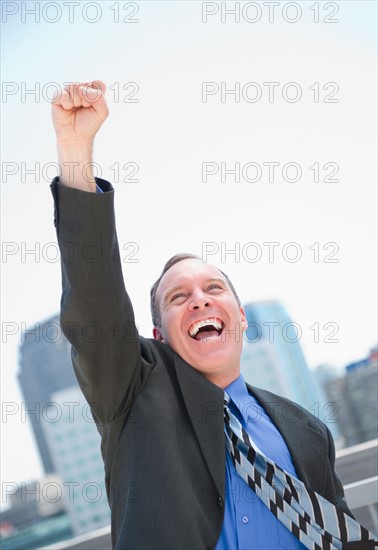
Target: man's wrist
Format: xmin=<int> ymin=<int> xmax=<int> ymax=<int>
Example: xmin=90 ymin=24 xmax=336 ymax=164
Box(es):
xmin=57 ymin=141 xmax=96 ymax=191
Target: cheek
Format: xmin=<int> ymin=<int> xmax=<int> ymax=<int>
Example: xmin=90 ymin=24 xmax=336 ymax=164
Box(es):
xmin=162 ymin=313 xmax=181 ymax=340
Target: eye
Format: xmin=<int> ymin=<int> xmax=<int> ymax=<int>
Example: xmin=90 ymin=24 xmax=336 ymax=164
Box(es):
xmin=171 ymin=292 xmax=186 ymax=302
xmin=207 ymin=284 xmax=223 ymax=291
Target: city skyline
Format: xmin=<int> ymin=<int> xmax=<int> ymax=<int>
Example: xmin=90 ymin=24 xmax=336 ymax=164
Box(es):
xmin=2 ymin=303 xmax=376 ymax=508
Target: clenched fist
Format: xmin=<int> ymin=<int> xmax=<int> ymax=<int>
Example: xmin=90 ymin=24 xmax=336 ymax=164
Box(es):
xmin=51 ymin=80 xmax=109 ymax=191
xmin=52 ymin=80 xmax=109 ymax=145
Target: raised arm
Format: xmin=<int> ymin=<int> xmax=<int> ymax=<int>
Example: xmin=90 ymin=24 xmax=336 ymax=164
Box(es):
xmin=50 ymin=81 xmax=148 ymax=428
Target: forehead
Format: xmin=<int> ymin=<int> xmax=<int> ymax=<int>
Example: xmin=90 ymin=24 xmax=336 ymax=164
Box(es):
xmin=156 ymin=259 xmax=227 ymax=299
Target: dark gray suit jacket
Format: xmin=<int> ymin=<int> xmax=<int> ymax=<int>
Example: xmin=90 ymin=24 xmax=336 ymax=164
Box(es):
xmin=51 ymin=178 xmax=352 ymax=550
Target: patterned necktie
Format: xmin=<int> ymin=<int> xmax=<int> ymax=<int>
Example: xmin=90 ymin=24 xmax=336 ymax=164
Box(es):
xmin=223 ymin=392 xmax=378 ymax=550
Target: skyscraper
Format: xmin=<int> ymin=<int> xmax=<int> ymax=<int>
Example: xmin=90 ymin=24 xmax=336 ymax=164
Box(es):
xmin=241 ymin=300 xmax=331 ymax=417
xmin=323 ymin=348 xmax=378 ymax=447
xmin=18 ymin=315 xmax=78 ymax=473
xmin=42 ymin=387 xmax=111 ymax=535
xmin=17 ymin=314 xmax=111 ymax=538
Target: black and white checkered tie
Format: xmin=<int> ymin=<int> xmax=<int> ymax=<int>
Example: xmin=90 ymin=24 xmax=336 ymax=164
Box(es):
xmin=224 ymin=393 xmax=378 ymax=550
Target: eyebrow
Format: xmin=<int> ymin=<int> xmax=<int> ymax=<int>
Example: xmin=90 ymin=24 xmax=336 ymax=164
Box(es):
xmin=162 ymin=277 xmax=227 ymax=306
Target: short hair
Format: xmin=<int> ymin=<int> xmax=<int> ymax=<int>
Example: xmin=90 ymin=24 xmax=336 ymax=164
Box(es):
xmin=150 ymin=253 xmax=241 ymax=327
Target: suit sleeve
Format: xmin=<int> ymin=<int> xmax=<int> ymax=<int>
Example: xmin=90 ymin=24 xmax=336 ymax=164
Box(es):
xmin=51 ymin=177 xmax=150 ymax=425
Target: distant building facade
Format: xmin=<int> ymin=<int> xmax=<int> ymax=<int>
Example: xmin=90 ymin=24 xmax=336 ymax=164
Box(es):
xmin=323 ymin=348 xmax=378 ymax=447
xmin=18 ymin=316 xmax=77 ymax=473
xmin=241 ymin=300 xmax=342 ymax=445
xmin=15 ymin=314 xmax=111 ymax=540
xmin=241 ymin=300 xmax=326 ymax=409
xmin=42 ymin=387 xmax=110 ymax=535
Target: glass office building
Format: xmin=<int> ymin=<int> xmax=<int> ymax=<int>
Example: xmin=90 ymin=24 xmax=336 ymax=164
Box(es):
xmin=18 ymin=315 xmax=78 ymax=473
xmin=241 ymin=300 xmax=329 ymax=414
xmin=42 ymin=387 xmax=110 ymax=536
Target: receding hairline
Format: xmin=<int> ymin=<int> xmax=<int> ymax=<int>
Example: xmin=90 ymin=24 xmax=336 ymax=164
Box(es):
xmin=159 ymin=274 xmax=231 ymax=310
xmin=155 ymin=258 xmax=228 ymax=299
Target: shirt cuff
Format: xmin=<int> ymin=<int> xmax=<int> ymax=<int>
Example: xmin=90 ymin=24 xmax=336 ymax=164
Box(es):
xmin=53 ymin=176 xmax=113 ymax=193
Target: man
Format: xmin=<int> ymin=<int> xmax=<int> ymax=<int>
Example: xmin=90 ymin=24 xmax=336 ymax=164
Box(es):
xmin=50 ymin=81 xmax=375 ymax=550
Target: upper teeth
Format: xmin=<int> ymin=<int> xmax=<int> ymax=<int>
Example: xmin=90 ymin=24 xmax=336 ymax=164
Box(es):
xmin=189 ymin=319 xmax=223 ymax=338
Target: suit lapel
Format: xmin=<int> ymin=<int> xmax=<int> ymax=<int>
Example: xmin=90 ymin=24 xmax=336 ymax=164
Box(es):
xmin=173 ymin=354 xmax=225 ymax=496
xmin=171 ymin=359 xmax=327 ymax=496
xmin=247 ymin=384 xmax=328 ymax=493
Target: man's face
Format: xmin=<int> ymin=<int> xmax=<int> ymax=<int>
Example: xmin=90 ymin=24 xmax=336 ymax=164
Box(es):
xmin=153 ymin=259 xmax=247 ymax=387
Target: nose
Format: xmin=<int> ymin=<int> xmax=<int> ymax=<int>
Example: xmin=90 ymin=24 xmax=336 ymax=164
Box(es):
xmin=189 ymin=290 xmax=212 ymax=311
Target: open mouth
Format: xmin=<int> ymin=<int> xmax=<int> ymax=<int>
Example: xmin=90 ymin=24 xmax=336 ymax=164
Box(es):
xmin=188 ymin=318 xmax=224 ymax=342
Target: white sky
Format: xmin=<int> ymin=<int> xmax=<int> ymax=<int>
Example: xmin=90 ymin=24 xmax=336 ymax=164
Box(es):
xmin=1 ymin=0 xmax=377 ymax=503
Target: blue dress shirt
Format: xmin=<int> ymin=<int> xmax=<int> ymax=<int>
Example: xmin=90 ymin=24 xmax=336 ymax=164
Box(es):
xmin=216 ymin=375 xmax=306 ymax=550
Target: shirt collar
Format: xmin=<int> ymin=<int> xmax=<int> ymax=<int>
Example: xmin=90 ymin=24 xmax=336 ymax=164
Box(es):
xmin=225 ymin=374 xmax=251 ymax=412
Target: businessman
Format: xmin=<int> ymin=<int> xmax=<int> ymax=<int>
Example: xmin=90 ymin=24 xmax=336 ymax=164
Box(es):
xmin=51 ymin=81 xmax=377 ymax=550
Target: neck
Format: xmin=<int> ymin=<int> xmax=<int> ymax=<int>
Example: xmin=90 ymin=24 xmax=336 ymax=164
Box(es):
xmin=204 ymin=370 xmax=241 ymax=390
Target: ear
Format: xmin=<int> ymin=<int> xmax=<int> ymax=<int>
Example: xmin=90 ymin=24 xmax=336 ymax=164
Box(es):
xmin=153 ymin=326 xmax=164 ymax=341
xmin=240 ymin=307 xmax=248 ymax=332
